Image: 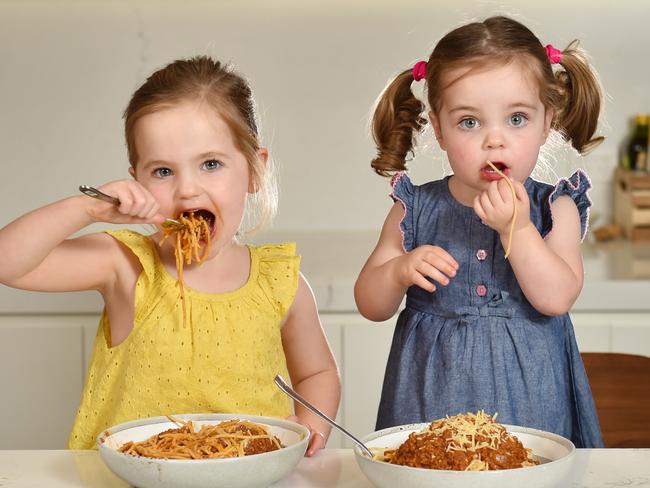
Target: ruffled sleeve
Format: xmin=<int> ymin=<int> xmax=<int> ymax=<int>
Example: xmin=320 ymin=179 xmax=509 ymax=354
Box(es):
xmin=104 ymin=229 xmax=159 ymax=283
xmin=255 ymin=242 xmax=301 ymax=319
xmin=543 ymin=169 xmax=593 ymax=241
xmin=390 ymin=172 xmax=416 ymax=252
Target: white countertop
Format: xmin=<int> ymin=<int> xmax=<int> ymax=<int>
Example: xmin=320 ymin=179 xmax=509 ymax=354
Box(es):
xmin=0 ymin=448 xmax=648 ymax=487
xmin=0 ymin=232 xmax=648 ymax=314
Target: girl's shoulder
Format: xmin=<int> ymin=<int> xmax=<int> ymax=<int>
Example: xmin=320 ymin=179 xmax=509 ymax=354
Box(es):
xmin=104 ymin=228 xmax=157 ymax=262
xmin=250 ymin=241 xmax=301 ymax=281
xmin=527 ymin=170 xmax=593 ymax=241
xmin=249 ymin=241 xmax=301 ymax=317
xmin=390 ymin=172 xmax=448 ymax=199
xmin=250 ymin=241 xmax=298 ymax=259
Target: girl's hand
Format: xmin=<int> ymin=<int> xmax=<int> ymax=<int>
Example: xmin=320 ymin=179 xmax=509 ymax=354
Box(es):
xmin=84 ymin=180 xmax=165 ymax=225
xmin=287 ymin=415 xmax=328 ymax=457
xmin=394 ymin=245 xmax=458 ymax=293
xmin=473 ymin=178 xmax=531 ymax=236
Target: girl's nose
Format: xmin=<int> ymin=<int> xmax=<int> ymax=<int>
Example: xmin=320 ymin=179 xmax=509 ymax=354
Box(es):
xmin=176 ymin=174 xmax=202 ymax=200
xmin=483 ymin=128 xmax=505 ymax=150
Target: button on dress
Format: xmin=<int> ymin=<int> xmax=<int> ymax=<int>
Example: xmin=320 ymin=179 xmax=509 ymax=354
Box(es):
xmin=376 ymin=171 xmax=603 ymax=448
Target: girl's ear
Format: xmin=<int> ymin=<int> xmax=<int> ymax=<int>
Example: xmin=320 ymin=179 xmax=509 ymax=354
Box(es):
xmin=542 ymin=108 xmax=555 ymax=144
xmin=429 ymin=111 xmax=446 ymax=151
xmin=128 ymin=166 xmax=136 ymax=179
xmin=249 ymin=148 xmax=268 ymax=193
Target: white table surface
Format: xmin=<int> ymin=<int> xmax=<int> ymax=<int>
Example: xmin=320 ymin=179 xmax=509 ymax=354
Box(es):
xmin=0 ymin=448 xmax=649 ymax=487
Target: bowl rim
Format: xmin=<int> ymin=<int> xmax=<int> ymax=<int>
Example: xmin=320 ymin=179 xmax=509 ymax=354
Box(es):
xmin=353 ymin=422 xmax=576 ymax=476
xmin=97 ymin=412 xmax=310 ymax=464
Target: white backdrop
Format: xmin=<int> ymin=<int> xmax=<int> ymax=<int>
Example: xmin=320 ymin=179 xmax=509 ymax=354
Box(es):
xmin=1 ymin=0 xmax=648 ymax=234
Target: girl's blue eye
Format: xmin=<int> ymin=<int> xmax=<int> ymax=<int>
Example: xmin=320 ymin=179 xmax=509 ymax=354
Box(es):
xmin=153 ymin=167 xmax=172 ymax=177
xmin=459 ymin=118 xmax=479 ymax=130
xmin=509 ymin=113 xmax=528 ymax=127
xmin=203 ymin=159 xmax=222 ymax=171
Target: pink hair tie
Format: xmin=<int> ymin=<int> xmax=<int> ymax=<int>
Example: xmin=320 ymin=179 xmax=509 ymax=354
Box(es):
xmin=412 ymin=60 xmax=427 ymax=81
xmin=545 ymin=44 xmax=562 ymax=64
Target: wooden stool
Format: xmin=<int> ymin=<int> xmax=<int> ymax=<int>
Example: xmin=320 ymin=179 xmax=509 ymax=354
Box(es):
xmin=581 ymin=352 xmax=650 ymax=447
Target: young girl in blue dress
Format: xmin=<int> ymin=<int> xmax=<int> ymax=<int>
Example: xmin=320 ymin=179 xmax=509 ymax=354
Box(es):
xmin=355 ymin=16 xmax=604 ymax=447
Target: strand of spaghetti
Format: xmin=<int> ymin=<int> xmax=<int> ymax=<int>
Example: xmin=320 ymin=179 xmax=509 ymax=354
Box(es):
xmin=159 ymin=212 xmax=212 ymax=327
xmin=119 ymin=419 xmax=283 ymax=459
xmin=486 ymin=160 xmax=517 ymax=258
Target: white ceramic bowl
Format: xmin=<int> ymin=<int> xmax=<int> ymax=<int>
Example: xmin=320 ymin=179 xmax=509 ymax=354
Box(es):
xmin=354 ymin=423 xmax=576 ymax=488
xmin=98 ymin=413 xmax=309 ymax=488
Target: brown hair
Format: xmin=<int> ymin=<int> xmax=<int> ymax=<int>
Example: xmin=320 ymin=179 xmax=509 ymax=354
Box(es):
xmin=123 ymin=56 xmax=276 ymax=233
xmin=371 ymin=16 xmax=604 ymax=177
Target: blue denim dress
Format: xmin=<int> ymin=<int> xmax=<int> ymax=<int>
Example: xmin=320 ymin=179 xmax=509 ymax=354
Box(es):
xmin=375 ymin=170 xmax=603 ymax=448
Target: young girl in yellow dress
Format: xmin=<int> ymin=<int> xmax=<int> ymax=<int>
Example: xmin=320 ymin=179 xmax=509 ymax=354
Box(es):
xmin=0 ymin=56 xmax=340 ymax=456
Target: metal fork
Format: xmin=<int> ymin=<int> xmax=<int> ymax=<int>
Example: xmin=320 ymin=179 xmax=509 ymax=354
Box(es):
xmin=78 ymin=185 xmax=184 ymax=230
xmin=274 ymin=374 xmax=374 ymax=457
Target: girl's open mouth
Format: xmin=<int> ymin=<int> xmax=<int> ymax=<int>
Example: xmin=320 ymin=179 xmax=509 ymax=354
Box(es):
xmin=480 ymin=161 xmax=510 ymax=181
xmin=180 ymin=209 xmax=217 ymax=238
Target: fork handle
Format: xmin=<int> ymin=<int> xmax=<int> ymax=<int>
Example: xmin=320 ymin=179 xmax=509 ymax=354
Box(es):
xmin=79 ymin=185 xmax=120 ymax=205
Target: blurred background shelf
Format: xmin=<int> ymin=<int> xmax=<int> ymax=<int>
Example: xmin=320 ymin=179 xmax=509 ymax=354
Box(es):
xmin=614 ymin=169 xmax=650 ymax=240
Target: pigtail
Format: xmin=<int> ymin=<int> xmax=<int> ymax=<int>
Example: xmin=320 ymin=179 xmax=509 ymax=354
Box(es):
xmin=371 ymin=69 xmax=427 ymax=177
xmin=553 ymin=40 xmax=604 ymax=154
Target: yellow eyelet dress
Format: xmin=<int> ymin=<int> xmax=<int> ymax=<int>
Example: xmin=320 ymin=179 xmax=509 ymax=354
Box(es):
xmin=68 ymin=229 xmax=298 ymax=449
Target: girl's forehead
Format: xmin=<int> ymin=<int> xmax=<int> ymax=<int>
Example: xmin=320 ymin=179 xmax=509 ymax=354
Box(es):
xmin=437 ymin=60 xmax=542 ymax=106
xmin=133 ymin=102 xmax=238 ymax=160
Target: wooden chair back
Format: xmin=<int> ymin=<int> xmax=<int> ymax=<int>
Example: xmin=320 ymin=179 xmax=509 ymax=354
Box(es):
xmin=581 ymin=352 xmax=650 ymax=448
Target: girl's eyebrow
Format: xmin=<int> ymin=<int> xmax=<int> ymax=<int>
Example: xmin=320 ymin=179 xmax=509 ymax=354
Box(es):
xmin=198 ymin=151 xmax=229 ymax=160
xmin=448 ymin=102 xmax=539 ymax=114
xmin=448 ymin=105 xmax=479 ymax=114
xmin=507 ymin=102 xmax=539 ymax=111
xmin=139 ymin=159 xmax=172 ymax=169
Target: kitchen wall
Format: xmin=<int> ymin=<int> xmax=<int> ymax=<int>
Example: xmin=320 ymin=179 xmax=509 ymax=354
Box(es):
xmin=1 ymin=0 xmax=649 ymax=235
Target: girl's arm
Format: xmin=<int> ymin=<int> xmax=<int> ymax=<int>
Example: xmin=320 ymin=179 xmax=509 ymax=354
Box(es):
xmin=0 ymin=180 xmax=163 ymax=293
xmin=504 ymin=196 xmax=584 ymax=315
xmin=281 ymin=273 xmax=341 ymax=457
xmin=354 ymin=202 xmax=458 ymax=322
xmin=474 ymin=179 xmax=583 ymax=316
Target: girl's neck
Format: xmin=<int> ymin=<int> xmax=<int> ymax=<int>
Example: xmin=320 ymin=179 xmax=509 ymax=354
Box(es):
xmin=447 ymin=175 xmax=478 ymax=207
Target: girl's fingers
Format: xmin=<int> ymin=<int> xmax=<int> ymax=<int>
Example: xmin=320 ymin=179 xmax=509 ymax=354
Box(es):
xmin=418 ymin=261 xmax=452 ymax=286
xmin=128 ymin=185 xmax=151 ymax=218
xmin=422 ymin=254 xmax=457 ymax=278
xmin=513 ymin=180 xmax=528 ymax=202
xmin=305 ymin=429 xmax=326 ymax=457
xmin=141 ymin=199 xmax=160 ymax=220
xmin=420 ymin=246 xmax=459 ymax=270
xmin=413 ymin=273 xmax=436 ymax=292
xmin=480 ymin=191 xmax=495 ymax=215
xmin=497 ymin=178 xmax=514 ymax=203
xmin=112 ymin=184 xmax=154 ymax=219
xmin=488 ymin=180 xmax=505 ymax=207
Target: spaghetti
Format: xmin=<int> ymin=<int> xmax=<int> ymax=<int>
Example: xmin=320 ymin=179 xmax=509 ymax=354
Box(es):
xmin=486 ymin=160 xmax=517 ymax=259
xmin=160 ymin=211 xmax=212 ymax=327
xmin=118 ymin=418 xmax=283 ymax=460
xmin=374 ymin=411 xmax=538 ymax=471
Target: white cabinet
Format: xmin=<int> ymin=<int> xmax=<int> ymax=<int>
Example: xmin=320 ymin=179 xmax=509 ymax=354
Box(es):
xmin=319 ymin=314 xmax=394 ymax=449
xmin=0 ymin=316 xmax=94 ymax=449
